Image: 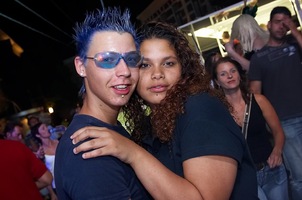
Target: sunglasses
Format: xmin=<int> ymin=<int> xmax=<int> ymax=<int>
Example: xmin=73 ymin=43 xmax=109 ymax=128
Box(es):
xmin=85 ymin=51 xmax=143 ymax=69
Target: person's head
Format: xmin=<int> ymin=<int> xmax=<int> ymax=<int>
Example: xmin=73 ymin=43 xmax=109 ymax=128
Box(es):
xmin=135 ymin=21 xmax=184 ymax=106
xmin=269 ymin=6 xmax=291 ymax=21
xmin=212 ymin=56 xmax=249 ymax=102
xmin=74 ymin=7 xmax=142 ymax=110
xmin=27 ymin=115 xmax=40 ymax=128
xmin=135 ymin=21 xmax=211 ymax=105
xmin=231 ymin=14 xmax=268 ymax=52
xmin=267 ymin=6 xmax=292 ymax=41
xmin=3 ymin=121 xmax=24 ymax=142
xmin=124 ymin=21 xmax=225 ymax=143
xmin=30 ymin=122 xmax=51 ymax=144
xmin=204 ymin=51 xmax=222 ymax=75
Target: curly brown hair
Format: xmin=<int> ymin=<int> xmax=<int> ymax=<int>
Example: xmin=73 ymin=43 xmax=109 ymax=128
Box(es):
xmin=123 ymin=21 xmax=230 ymax=144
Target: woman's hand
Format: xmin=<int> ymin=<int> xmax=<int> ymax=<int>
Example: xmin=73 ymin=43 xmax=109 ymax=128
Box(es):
xmin=34 ymin=145 xmax=45 ymax=159
xmin=224 ymin=41 xmax=236 ymax=56
xmin=267 ymin=147 xmax=283 ymax=168
xmin=71 ymin=126 xmax=137 ymax=164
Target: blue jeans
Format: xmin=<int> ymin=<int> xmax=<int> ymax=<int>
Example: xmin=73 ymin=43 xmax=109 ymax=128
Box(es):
xmin=257 ymin=163 xmax=289 ymax=200
xmin=281 ymin=116 xmax=302 ymax=200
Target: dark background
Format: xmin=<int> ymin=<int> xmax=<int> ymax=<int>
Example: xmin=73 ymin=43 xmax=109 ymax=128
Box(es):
xmin=0 ymin=0 xmax=152 ymax=122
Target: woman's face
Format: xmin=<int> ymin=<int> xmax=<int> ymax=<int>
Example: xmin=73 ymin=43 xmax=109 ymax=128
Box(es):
xmin=37 ymin=123 xmax=51 ymax=138
xmin=215 ymin=61 xmax=240 ymax=91
xmin=137 ymin=38 xmax=181 ymax=106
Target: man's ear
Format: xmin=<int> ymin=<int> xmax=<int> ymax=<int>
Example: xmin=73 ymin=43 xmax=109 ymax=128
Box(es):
xmin=74 ymin=56 xmax=86 ymax=77
xmin=267 ymin=21 xmax=271 ymax=30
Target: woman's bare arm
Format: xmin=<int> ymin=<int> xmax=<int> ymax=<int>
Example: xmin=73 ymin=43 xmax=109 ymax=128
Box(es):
xmin=254 ymin=94 xmax=284 ymax=168
xmin=71 ymin=127 xmax=237 ymax=200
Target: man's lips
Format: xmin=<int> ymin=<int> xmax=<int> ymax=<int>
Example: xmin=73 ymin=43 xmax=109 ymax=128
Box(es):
xmin=113 ymin=84 xmax=131 ymax=95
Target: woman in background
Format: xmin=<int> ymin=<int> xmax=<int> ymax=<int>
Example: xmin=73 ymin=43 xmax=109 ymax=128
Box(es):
xmin=31 ymin=122 xmax=58 ymax=200
xmin=212 ymin=56 xmax=289 ymax=200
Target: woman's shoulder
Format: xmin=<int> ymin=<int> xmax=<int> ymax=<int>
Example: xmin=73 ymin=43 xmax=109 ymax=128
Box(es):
xmin=253 ymin=93 xmax=266 ymax=104
xmin=185 ymin=92 xmax=229 ymax=117
xmin=187 ymin=92 xmax=216 ymax=101
xmin=253 ymin=93 xmax=272 ymax=110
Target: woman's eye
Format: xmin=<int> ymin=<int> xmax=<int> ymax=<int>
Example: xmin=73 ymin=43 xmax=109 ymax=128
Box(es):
xmin=163 ymin=61 xmax=174 ymax=67
xmin=140 ymin=63 xmax=149 ymax=68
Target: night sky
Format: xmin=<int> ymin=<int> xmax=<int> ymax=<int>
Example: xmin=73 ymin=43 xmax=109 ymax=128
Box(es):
xmin=0 ymin=0 xmax=152 ymax=121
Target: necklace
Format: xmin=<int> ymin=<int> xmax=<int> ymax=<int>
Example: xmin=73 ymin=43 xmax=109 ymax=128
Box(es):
xmin=231 ymin=102 xmax=246 ymax=127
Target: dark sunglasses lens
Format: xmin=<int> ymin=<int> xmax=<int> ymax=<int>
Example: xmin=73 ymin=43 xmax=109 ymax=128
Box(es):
xmin=94 ymin=52 xmax=119 ymax=69
xmin=124 ymin=52 xmax=141 ymax=67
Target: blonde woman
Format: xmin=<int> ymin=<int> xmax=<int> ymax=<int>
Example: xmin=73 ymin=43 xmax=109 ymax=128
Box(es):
xmin=225 ymin=14 xmax=269 ymax=71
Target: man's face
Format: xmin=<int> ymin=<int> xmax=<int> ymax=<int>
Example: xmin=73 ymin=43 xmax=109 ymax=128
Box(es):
xmin=6 ymin=125 xmax=23 ymax=142
xmin=77 ymin=31 xmax=139 ymax=111
xmin=268 ymin=13 xmax=290 ymax=40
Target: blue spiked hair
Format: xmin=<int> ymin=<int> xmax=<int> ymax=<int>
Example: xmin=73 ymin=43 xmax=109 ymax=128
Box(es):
xmin=73 ymin=7 xmax=138 ymax=59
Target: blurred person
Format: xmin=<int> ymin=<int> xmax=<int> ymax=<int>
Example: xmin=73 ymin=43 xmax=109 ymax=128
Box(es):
xmin=54 ymin=7 xmax=150 ymax=200
xmin=31 ymin=122 xmax=59 ymax=199
xmin=225 ymin=14 xmax=269 ymax=71
xmin=0 ymin=139 xmax=52 ymax=200
xmin=212 ymin=56 xmax=289 ymax=200
xmin=204 ymin=51 xmax=222 ymax=87
xmin=25 ymin=115 xmax=45 ymax=159
xmin=4 ymin=120 xmax=50 ymax=198
xmin=70 ymin=21 xmax=258 ymax=200
xmin=249 ymin=6 xmax=302 ymax=200
xmin=27 ymin=114 xmax=64 ymax=140
xmin=28 ymin=115 xmax=40 ymax=128
xmin=204 ymin=51 xmax=222 ymax=75
xmin=3 ymin=120 xmax=24 ymax=142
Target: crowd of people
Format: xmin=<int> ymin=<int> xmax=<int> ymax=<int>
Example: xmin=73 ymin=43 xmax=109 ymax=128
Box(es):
xmin=1 ymin=3 xmax=301 ymax=200
xmin=208 ymin=5 xmax=302 ymax=200
xmin=0 ymin=119 xmax=57 ymax=199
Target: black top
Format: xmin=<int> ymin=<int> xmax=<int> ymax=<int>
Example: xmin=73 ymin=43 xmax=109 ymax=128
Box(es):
xmin=143 ymin=93 xmax=259 ymax=200
xmin=55 ymin=114 xmax=151 ymax=200
xmin=244 ymin=94 xmax=273 ymax=164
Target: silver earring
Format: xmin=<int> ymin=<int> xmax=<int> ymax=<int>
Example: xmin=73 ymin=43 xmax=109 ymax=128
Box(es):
xmin=80 ymin=71 xmax=84 ymax=77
